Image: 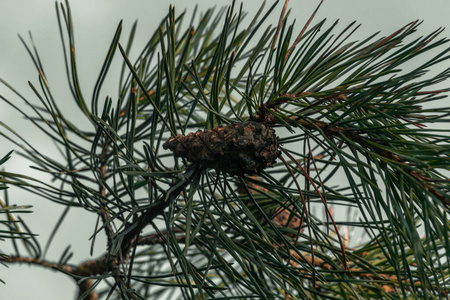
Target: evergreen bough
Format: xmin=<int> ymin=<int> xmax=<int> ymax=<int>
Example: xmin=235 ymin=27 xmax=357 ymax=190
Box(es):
xmin=1 ymin=1 xmax=449 ymax=299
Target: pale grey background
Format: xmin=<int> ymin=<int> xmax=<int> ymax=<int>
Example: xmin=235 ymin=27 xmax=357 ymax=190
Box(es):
xmin=1 ymin=1 xmax=449 ymax=299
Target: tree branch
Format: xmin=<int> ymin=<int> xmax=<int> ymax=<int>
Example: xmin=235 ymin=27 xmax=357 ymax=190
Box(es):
xmin=0 ymin=230 xmax=187 ymax=299
xmin=283 ymin=116 xmax=450 ymax=206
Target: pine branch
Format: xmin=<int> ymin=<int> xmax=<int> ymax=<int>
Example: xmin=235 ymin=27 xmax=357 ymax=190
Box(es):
xmin=1 ymin=230 xmax=187 ymax=300
xmin=282 ymin=116 xmax=449 ymax=205
xmin=1 ymin=1 xmax=449 ymax=299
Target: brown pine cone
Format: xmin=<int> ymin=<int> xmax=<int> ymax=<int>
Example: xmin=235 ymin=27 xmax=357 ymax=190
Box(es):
xmin=163 ymin=121 xmax=280 ymax=176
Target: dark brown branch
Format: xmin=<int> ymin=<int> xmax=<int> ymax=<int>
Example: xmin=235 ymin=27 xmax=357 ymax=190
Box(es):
xmin=1 ymin=256 xmax=102 ymax=300
xmin=1 ymin=256 xmax=75 ymax=273
xmin=1 ymin=230 xmax=188 ymax=299
xmin=98 ymin=133 xmax=115 ymax=248
xmin=120 ymin=165 xmax=201 ymax=259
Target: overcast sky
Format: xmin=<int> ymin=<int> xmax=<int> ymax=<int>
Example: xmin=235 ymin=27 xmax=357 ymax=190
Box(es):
xmin=1 ymin=1 xmax=450 ymax=299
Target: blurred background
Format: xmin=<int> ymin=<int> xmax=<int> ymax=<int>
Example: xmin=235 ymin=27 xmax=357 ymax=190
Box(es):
xmin=1 ymin=1 xmax=449 ymax=299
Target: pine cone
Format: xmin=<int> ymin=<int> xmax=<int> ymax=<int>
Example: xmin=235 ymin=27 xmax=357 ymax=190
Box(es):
xmin=163 ymin=121 xmax=280 ymax=176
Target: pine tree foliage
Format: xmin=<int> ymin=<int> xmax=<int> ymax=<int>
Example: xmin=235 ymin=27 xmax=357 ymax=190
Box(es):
xmin=1 ymin=1 xmax=449 ymax=299
xmin=0 ymin=151 xmax=35 ymax=282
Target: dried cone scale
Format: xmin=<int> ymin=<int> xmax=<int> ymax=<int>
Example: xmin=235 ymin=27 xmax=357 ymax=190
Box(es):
xmin=163 ymin=121 xmax=280 ymax=176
